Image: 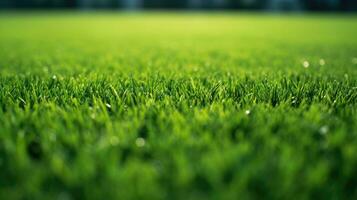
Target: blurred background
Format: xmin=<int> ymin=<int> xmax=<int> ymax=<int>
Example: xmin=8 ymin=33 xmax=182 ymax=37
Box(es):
xmin=0 ymin=0 xmax=356 ymax=11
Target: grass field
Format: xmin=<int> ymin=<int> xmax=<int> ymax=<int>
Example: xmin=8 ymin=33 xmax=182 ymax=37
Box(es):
xmin=0 ymin=12 xmax=357 ymax=199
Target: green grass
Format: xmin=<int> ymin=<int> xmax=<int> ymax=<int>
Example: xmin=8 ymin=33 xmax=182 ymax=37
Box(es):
xmin=0 ymin=12 xmax=357 ymax=199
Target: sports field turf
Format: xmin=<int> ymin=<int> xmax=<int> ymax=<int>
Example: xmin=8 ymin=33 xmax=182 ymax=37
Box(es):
xmin=0 ymin=12 xmax=357 ymax=199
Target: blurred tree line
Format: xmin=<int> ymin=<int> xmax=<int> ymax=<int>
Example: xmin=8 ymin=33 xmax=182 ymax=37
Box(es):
xmin=0 ymin=0 xmax=356 ymax=11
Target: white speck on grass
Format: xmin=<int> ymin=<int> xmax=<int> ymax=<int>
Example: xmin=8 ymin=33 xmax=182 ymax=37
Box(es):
xmin=319 ymin=126 xmax=329 ymax=135
xmin=303 ymin=61 xmax=310 ymax=68
xmin=245 ymin=110 xmax=251 ymax=115
xmin=52 ymin=75 xmax=57 ymax=80
xmin=136 ymin=137 xmax=146 ymax=147
xmin=105 ymin=103 xmax=111 ymax=109
xmin=319 ymin=59 xmax=326 ymax=66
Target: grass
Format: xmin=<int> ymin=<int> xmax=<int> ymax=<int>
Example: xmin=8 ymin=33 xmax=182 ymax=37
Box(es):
xmin=0 ymin=12 xmax=357 ymax=199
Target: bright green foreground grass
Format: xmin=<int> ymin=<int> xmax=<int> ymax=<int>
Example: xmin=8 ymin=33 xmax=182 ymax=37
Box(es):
xmin=0 ymin=12 xmax=357 ymax=199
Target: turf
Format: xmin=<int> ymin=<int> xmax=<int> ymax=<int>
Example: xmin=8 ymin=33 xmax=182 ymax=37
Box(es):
xmin=0 ymin=12 xmax=357 ymax=199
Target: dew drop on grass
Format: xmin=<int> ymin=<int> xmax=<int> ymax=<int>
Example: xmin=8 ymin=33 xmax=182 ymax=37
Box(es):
xmin=245 ymin=110 xmax=251 ymax=115
xmin=303 ymin=61 xmax=310 ymax=68
xmin=319 ymin=126 xmax=329 ymax=135
xmin=136 ymin=137 xmax=146 ymax=147
xmin=52 ymin=75 xmax=57 ymax=80
xmin=291 ymin=96 xmax=297 ymax=104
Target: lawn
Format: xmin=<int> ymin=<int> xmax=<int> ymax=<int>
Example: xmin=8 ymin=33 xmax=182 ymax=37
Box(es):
xmin=0 ymin=12 xmax=357 ymax=199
